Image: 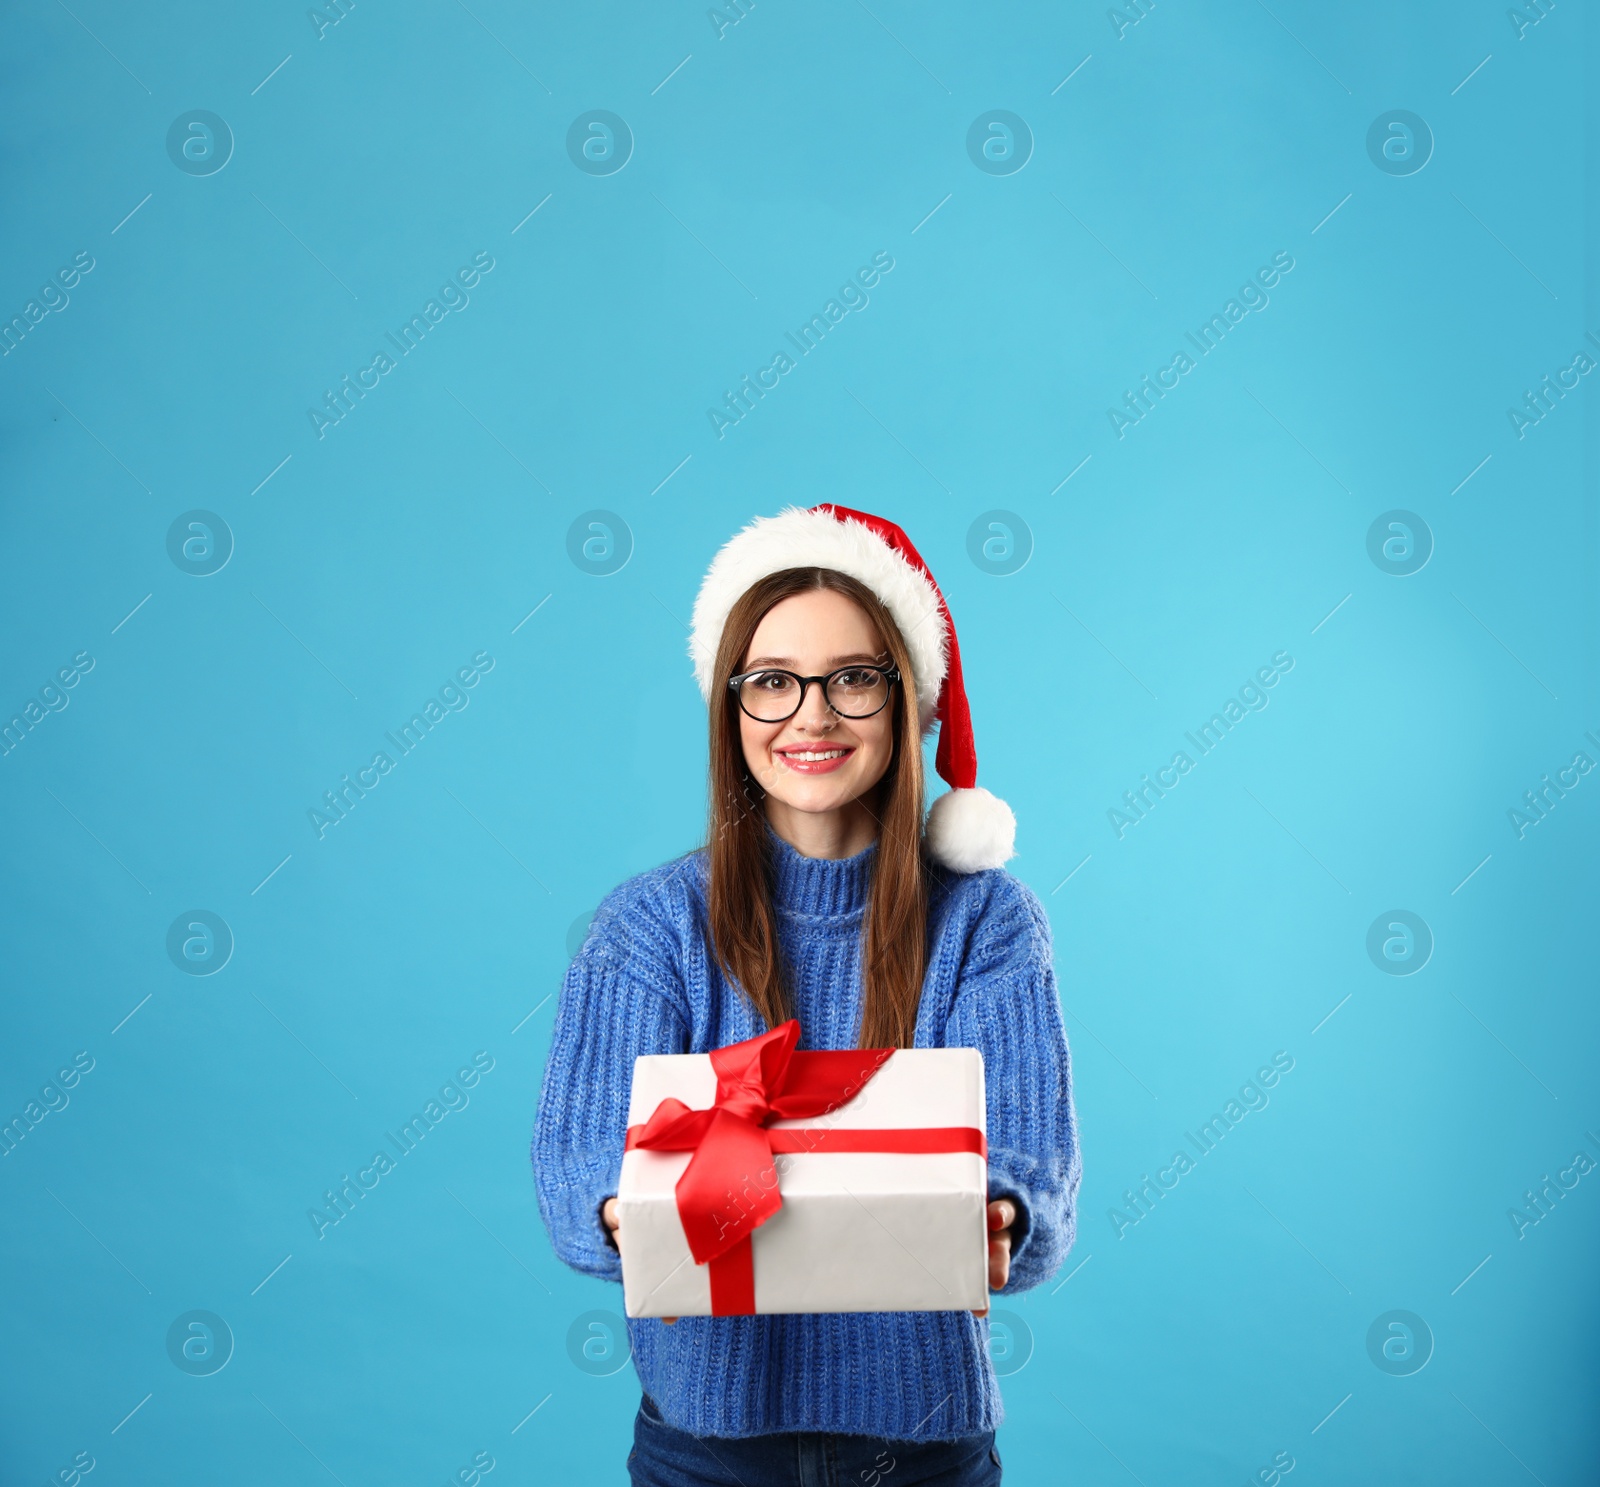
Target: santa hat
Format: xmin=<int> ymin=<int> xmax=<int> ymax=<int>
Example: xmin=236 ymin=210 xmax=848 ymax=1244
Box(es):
xmin=688 ymin=502 xmax=1016 ymax=873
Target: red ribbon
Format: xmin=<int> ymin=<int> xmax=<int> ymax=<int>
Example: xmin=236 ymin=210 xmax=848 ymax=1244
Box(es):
xmin=624 ymin=1020 xmax=987 ymax=1315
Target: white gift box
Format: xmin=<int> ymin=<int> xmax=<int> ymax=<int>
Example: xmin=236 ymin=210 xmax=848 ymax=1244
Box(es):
xmin=617 ymin=1046 xmax=989 ymax=1317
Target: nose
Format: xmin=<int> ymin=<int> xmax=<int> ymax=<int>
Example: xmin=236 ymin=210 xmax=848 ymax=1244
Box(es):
xmin=793 ymin=678 xmax=837 ymax=732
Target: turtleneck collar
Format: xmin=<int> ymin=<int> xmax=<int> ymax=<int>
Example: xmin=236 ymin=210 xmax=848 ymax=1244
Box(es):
xmin=763 ymin=817 xmax=877 ymax=918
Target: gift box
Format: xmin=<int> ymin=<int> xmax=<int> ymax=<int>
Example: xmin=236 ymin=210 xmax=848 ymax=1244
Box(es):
xmin=616 ymin=1020 xmax=989 ymax=1317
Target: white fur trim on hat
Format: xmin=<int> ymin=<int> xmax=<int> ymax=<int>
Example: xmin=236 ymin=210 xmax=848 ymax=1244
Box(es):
xmin=926 ymin=787 xmax=1016 ymax=873
xmin=689 ymin=506 xmax=949 ymax=731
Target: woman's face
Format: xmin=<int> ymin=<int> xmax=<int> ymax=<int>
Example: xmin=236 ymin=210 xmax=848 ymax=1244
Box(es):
xmin=737 ymin=588 xmax=896 ymax=821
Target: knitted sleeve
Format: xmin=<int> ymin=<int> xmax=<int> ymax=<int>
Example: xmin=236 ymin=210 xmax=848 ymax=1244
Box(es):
xmin=531 ymin=881 xmax=690 ymax=1282
xmin=945 ymin=873 xmax=1082 ymax=1294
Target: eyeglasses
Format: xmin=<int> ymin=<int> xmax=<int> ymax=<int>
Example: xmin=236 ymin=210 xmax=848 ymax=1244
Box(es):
xmin=728 ymin=662 xmax=901 ymax=723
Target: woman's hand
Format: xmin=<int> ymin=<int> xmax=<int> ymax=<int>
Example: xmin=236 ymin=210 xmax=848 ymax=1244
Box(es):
xmin=603 ymin=1197 xmax=680 ymax=1325
xmin=972 ymin=1198 xmax=1016 ymax=1317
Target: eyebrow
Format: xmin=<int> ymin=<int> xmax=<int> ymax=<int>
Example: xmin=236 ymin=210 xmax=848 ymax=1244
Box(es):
xmin=745 ymin=651 xmax=885 ymax=668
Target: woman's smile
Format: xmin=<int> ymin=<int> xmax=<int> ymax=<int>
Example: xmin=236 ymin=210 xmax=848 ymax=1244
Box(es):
xmin=772 ymin=742 xmax=857 ymax=774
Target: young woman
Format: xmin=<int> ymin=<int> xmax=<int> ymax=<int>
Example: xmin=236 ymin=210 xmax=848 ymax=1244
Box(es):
xmin=533 ymin=504 xmax=1081 ymax=1486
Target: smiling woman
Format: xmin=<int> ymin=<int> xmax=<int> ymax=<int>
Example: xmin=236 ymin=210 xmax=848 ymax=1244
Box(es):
xmin=531 ymin=503 xmax=1081 ymax=1484
xmin=709 ymin=570 xmax=926 ymax=1045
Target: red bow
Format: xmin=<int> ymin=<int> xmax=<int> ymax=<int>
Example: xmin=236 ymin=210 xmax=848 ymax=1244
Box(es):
xmin=626 ymin=1019 xmax=893 ymax=1266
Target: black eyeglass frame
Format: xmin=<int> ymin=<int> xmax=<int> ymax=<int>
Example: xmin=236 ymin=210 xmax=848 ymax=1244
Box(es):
xmin=727 ymin=662 xmax=902 ymax=722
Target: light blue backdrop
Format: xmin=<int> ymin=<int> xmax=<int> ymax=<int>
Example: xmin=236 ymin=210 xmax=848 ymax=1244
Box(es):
xmin=2 ymin=1 xmax=1596 ymax=1483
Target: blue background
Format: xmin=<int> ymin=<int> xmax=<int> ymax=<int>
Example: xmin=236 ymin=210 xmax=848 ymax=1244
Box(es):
xmin=2 ymin=1 xmax=1596 ymax=1482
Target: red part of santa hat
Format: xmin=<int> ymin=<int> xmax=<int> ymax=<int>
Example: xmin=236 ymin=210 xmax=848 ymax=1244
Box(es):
xmin=688 ymin=502 xmax=1016 ymax=872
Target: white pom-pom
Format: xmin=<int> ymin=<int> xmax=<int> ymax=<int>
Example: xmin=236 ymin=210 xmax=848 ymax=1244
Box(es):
xmin=925 ymin=787 xmax=1016 ymax=873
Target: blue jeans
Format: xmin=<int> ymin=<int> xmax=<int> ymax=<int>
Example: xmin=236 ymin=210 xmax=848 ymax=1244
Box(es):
xmin=626 ymin=1392 xmax=1003 ymax=1487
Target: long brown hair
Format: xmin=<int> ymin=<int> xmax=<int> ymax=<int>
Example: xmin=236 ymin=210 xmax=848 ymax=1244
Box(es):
xmin=704 ymin=567 xmax=931 ymax=1050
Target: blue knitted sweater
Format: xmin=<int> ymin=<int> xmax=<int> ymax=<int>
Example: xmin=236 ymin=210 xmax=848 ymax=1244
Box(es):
xmin=531 ymin=821 xmax=1081 ymax=1442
